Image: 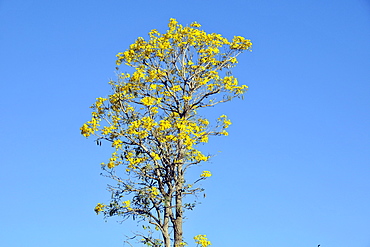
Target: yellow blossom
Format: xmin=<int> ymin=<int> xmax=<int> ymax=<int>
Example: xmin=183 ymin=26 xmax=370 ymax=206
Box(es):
xmin=149 ymin=187 xmax=159 ymax=197
xmin=183 ymin=95 xmax=192 ymax=101
xmin=151 ymin=152 xmax=161 ymax=160
xmin=190 ymin=21 xmax=201 ymax=28
xmin=80 ymin=123 xmax=92 ymax=137
xmin=158 ymin=120 xmax=172 ymax=131
xmin=194 ymin=235 xmax=211 ymax=247
xmin=200 ymin=135 xmax=208 ymax=143
xmin=171 ymin=85 xmax=182 ymax=92
xmin=200 ymin=171 xmax=212 ymax=178
xmin=112 ymin=139 xmax=123 ymax=149
xmin=220 ymin=130 xmax=228 ymax=136
xmin=122 ymin=200 xmax=132 ymax=210
xmin=94 ymin=203 xmax=105 ymax=214
xmin=141 ymin=96 xmax=157 ymax=106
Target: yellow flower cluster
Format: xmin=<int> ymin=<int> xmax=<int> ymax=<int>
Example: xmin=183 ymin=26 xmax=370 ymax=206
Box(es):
xmin=174 ymin=118 xmax=209 ymax=148
xmin=218 ymin=115 xmax=232 ymax=128
xmin=126 ymin=117 xmax=158 ymax=138
xmin=112 ymin=139 xmax=123 ymax=149
xmin=176 ymin=242 xmax=188 ymax=247
xmin=194 ymin=235 xmax=211 ymax=247
xmin=141 ymin=96 xmax=160 ymax=106
xmin=125 ymin=151 xmax=147 ymax=170
xmin=193 ymin=151 xmax=209 ymax=162
xmin=80 ymin=117 xmax=100 ymax=137
xmin=122 ymin=200 xmax=132 ymax=210
xmin=107 ymin=152 xmax=120 ymax=168
xmin=230 ymin=35 xmax=253 ymax=50
xmin=200 ymin=171 xmax=212 ymax=178
xmin=150 ymin=152 xmax=161 ymax=160
xmin=190 ymin=21 xmax=201 ymax=28
xmin=158 ymin=119 xmax=172 ymax=131
xmin=149 ymin=187 xmax=159 ymax=197
xmin=94 ymin=203 xmax=105 ymax=215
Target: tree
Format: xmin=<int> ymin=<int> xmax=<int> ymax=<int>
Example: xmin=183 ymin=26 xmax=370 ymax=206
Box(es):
xmin=81 ymin=18 xmax=252 ymax=247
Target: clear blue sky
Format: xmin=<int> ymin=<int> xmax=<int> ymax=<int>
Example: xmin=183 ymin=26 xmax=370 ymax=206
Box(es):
xmin=1 ymin=1 xmax=369 ymax=246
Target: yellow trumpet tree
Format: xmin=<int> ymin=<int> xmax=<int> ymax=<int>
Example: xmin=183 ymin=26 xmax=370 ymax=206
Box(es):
xmin=81 ymin=19 xmax=252 ymax=247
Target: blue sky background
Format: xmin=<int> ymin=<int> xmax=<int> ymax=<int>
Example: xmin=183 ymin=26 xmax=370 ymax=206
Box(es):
xmin=1 ymin=0 xmax=369 ymax=246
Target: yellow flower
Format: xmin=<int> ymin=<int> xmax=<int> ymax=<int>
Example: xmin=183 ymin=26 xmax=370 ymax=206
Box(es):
xmin=176 ymin=242 xmax=188 ymax=247
xmin=190 ymin=21 xmax=201 ymax=28
xmin=94 ymin=203 xmax=105 ymax=214
xmin=200 ymin=171 xmax=212 ymax=178
xmin=218 ymin=115 xmax=232 ymax=128
xmin=230 ymin=36 xmax=252 ymax=50
xmin=171 ymin=85 xmax=182 ymax=92
xmin=230 ymin=57 xmax=238 ymax=63
xmin=151 ymin=152 xmax=161 ymax=160
xmin=141 ymin=116 xmax=157 ymax=130
xmin=112 ymin=139 xmax=123 ymax=149
xmin=122 ymin=200 xmax=132 ymax=210
xmin=165 ymin=134 xmax=177 ymax=141
xmin=183 ymin=95 xmax=192 ymax=101
xmin=194 ymin=235 xmax=211 ymax=247
xmin=223 ymin=119 xmax=232 ymax=128
xmin=107 ymin=161 xmax=115 ymax=169
xmin=200 ymin=135 xmax=208 ymax=143
xmin=158 ymin=120 xmax=172 ymax=130
xmin=220 ymin=130 xmax=228 ymax=136
xmin=80 ymin=123 xmax=92 ymax=137
xmin=149 ymin=187 xmax=159 ymax=197
xmin=150 ymin=106 xmax=159 ymax=114
xmin=141 ymin=96 xmax=157 ymax=106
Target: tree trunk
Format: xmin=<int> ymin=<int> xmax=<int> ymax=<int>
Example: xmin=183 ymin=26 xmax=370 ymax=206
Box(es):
xmin=163 ymin=205 xmax=171 ymax=247
xmin=173 ymin=164 xmax=184 ymax=247
xmin=173 ymin=191 xmax=183 ymax=246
